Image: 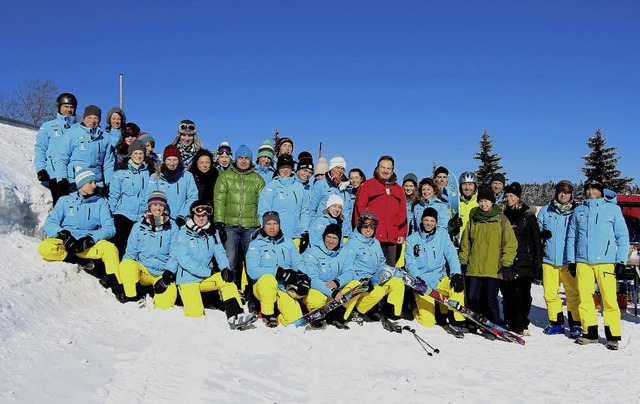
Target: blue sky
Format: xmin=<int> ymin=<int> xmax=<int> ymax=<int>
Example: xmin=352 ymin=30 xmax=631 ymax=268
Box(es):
xmin=2 ymin=1 xmax=638 ymax=186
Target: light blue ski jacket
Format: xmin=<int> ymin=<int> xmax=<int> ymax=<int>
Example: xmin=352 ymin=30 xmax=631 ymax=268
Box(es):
xmin=537 ymin=202 xmax=575 ymax=266
xmin=124 ymin=219 xmax=179 ymax=276
xmin=308 ymin=213 xmax=342 ymax=249
xmin=147 ymin=169 xmax=199 ymax=220
xmin=173 ymin=224 xmax=229 ymax=285
xmin=109 ymin=162 xmax=150 ymax=221
xmin=310 ymin=174 xmax=353 ymax=238
xmin=43 ymin=192 xmax=115 ymax=241
xmin=341 ymin=230 xmax=387 ymax=280
xmin=34 ymin=113 xmax=76 ymax=178
xmin=258 ymin=175 xmax=311 ymax=239
xmin=301 ymin=243 xmax=352 ymax=297
xmin=246 ymin=230 xmax=302 ymax=291
xmin=64 ymin=123 xmax=115 ymax=185
xmin=411 ymin=197 xmax=450 ymax=232
xmin=405 ymin=227 xmax=461 ymax=289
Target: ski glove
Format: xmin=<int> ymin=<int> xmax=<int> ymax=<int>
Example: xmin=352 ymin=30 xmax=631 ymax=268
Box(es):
xmin=499 ymin=266 xmax=517 ymax=282
xmin=448 ymin=215 xmax=463 ymax=235
xmin=56 ymin=179 xmax=71 ymax=198
xmin=567 ymin=263 xmax=577 ymax=278
xmin=299 ymin=232 xmax=309 ymax=253
xmin=214 ymin=222 xmax=227 ymax=245
xmin=615 ymin=263 xmax=627 ymax=279
xmin=57 ymin=230 xmax=76 ymax=249
xmin=532 ymin=261 xmax=543 ymax=285
xmin=37 ymin=169 xmax=50 ymax=182
xmin=175 ymin=216 xmax=186 ymax=228
xmin=276 ymin=267 xmax=297 ymax=284
xmin=286 ymin=271 xmax=311 ymax=299
xmin=68 ymin=236 xmax=95 ymax=254
xmin=154 ymin=270 xmax=175 ymax=295
xmin=460 ymin=264 xmax=468 ymax=274
xmin=220 ymin=268 xmax=234 ymax=283
xmin=450 ymin=274 xmax=464 ymax=293
xmin=540 ymin=229 xmax=553 ymax=241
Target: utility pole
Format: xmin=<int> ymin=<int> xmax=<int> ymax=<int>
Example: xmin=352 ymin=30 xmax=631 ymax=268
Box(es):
xmin=119 ymin=73 xmax=123 ymax=109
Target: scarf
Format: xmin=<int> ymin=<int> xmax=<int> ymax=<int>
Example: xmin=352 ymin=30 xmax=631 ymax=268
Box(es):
xmin=186 ymin=216 xmax=212 ymax=236
xmin=143 ymin=211 xmax=170 ymax=232
xmin=161 ymin=164 xmax=184 ymax=184
xmin=553 ymin=198 xmax=573 ymax=214
xmin=177 ymin=143 xmax=196 ymax=166
xmin=471 ymin=204 xmax=501 ymax=222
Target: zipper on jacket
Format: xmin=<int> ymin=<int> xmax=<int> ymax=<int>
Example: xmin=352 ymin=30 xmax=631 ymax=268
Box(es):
xmin=595 ymin=213 xmax=598 ymax=224
xmin=604 ymin=240 xmax=610 ymax=256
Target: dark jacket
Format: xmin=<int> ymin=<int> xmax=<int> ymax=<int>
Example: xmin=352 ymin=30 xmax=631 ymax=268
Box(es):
xmin=503 ymin=203 xmax=543 ymax=278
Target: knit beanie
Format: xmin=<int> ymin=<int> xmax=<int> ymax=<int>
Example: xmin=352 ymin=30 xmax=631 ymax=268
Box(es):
xmin=83 ymin=105 xmax=101 ymax=120
xmin=148 ymin=190 xmax=167 ymax=207
xmin=217 ymin=141 xmax=233 ymax=156
xmin=297 ymin=156 xmax=314 ymax=172
xmin=314 ymin=157 xmax=329 ymax=176
xmin=434 ymin=166 xmax=449 ymax=176
xmin=323 ymin=223 xmax=343 ymax=241
xmin=106 ymin=107 xmax=125 ymax=126
xmin=276 ymin=137 xmax=294 ymax=154
xmin=178 ymin=119 xmax=196 ymax=135
xmin=163 ymin=144 xmax=181 ymax=161
xmin=128 ymin=139 xmax=146 ymax=155
xmin=75 ymin=168 xmax=97 ymax=189
xmin=262 ymin=211 xmax=281 ymax=226
xmin=585 ymin=178 xmax=605 ymax=194
xmin=490 ymin=173 xmax=506 ymax=185
xmin=329 ymin=155 xmax=347 ymax=171
xmin=256 ymin=140 xmax=275 ymax=161
xmin=139 ymin=133 xmax=155 ymax=147
xmin=402 ymin=173 xmax=418 ymax=186
xmin=421 ymin=207 xmax=438 ymax=221
xmin=477 ymin=188 xmax=496 ymax=204
xmin=326 ymin=194 xmax=344 ymax=209
xmin=298 ymin=151 xmax=312 ymax=161
xmin=503 ymin=182 xmax=522 ymax=199
xmin=235 ymin=144 xmax=253 ymax=161
xmin=277 ymin=154 xmax=295 ymax=169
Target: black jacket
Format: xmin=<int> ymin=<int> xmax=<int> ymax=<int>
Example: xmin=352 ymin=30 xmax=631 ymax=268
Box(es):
xmin=503 ymin=203 xmax=543 ymax=278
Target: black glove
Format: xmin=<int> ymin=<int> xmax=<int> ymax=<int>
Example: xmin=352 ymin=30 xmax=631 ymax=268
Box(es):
xmin=220 ymin=268 xmax=234 ymax=283
xmin=100 ymin=184 xmax=110 ymax=197
xmin=214 ymin=222 xmax=227 ymax=245
xmin=68 ymin=235 xmax=95 ymax=254
xmin=175 ymin=216 xmax=186 ymax=228
xmin=448 ymin=215 xmax=462 ymax=229
xmin=615 ymin=263 xmax=627 ymax=279
xmin=276 ymin=267 xmax=297 ymax=284
xmin=37 ymin=169 xmax=50 ymax=182
xmin=286 ymin=271 xmax=311 ymax=298
xmin=540 ymin=229 xmax=553 ymax=241
xmin=460 ymin=264 xmax=468 ymax=274
xmin=56 ymin=178 xmax=71 ymax=197
xmin=154 ymin=270 xmax=175 ymax=294
xmin=299 ymin=232 xmax=309 ymax=253
xmin=533 ymin=261 xmax=543 ymax=285
xmin=499 ymin=266 xmax=516 ymax=281
xmin=450 ymin=273 xmax=464 ymax=293
xmin=57 ymin=230 xmax=76 ymax=249
xmin=567 ymin=263 xmax=577 ymax=278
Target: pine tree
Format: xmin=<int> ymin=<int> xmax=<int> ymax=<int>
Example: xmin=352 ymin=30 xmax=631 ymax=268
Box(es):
xmin=473 ymin=130 xmax=505 ymax=188
xmin=582 ymin=128 xmax=633 ymax=192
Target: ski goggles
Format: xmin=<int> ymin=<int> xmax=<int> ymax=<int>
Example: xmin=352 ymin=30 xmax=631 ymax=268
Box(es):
xmin=360 ymin=220 xmax=377 ymax=229
xmin=192 ymin=205 xmax=213 ymax=216
xmin=179 ymin=123 xmax=196 ymax=134
xmin=217 ymin=150 xmax=232 ymax=156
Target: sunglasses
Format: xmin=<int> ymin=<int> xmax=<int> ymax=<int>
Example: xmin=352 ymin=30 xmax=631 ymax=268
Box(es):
xmin=192 ymin=205 xmax=213 ymax=216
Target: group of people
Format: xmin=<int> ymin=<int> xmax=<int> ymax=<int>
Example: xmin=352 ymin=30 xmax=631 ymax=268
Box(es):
xmin=34 ymin=93 xmax=630 ymax=349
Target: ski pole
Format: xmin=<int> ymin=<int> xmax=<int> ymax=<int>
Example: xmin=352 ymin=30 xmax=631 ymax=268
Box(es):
xmin=403 ymin=326 xmax=439 ymax=355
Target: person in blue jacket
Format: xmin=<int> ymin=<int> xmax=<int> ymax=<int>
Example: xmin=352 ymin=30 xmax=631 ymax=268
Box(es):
xmin=411 ymin=177 xmax=450 ymax=233
xmin=537 ymin=180 xmax=582 ymax=338
xmin=311 ymin=155 xmax=353 ymax=238
xmin=62 ymin=105 xmax=115 ymax=195
xmin=245 ymin=211 xmax=309 ymax=327
xmin=109 ymin=140 xmax=154 ymax=259
xmin=113 ymin=122 xmax=140 ymax=167
xmin=38 ymin=169 xmax=119 ymax=282
xmin=300 ymin=223 xmax=361 ymax=329
xmin=567 ymin=178 xmax=629 ymax=350
xmin=118 ymin=190 xmax=179 ymax=307
xmin=104 ymin=107 xmax=126 ymax=148
xmin=294 ymin=152 xmax=314 ymax=252
xmin=342 ymin=212 xmax=405 ymax=327
xmin=172 ymin=200 xmax=257 ymax=328
xmin=258 ymin=154 xmax=311 ymax=249
xmin=147 ymin=144 xmax=199 ymax=227
xmin=254 ymin=140 xmax=276 ymax=183
xmin=308 ymin=194 xmax=345 ymax=249
xmin=34 ymin=92 xmax=78 ymax=205
xmin=405 ymin=207 xmax=466 ymax=335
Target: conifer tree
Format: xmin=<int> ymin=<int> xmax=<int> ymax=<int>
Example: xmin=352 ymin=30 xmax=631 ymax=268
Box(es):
xmin=473 ymin=130 xmax=505 ymax=188
xmin=582 ymin=128 xmax=633 ymax=192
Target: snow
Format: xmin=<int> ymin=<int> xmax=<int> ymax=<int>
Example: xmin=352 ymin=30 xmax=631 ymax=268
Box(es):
xmin=0 ymin=121 xmax=639 ymax=403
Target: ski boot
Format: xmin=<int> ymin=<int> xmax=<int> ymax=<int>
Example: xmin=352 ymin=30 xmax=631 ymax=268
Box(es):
xmin=442 ymin=324 xmax=465 ymax=339
xmin=262 ymin=315 xmax=279 ymax=328
xmin=543 ymin=324 xmax=565 ymax=335
xmin=606 ymin=340 xmax=619 ymax=351
xmin=569 ymin=325 xmax=583 ymax=339
xmin=228 ymin=312 xmax=258 ymax=330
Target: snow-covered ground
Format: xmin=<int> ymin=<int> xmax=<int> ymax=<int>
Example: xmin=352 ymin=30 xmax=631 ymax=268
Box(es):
xmin=0 ymin=121 xmax=639 ymax=403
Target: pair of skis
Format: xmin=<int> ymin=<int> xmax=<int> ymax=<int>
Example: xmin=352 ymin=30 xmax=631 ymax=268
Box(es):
xmin=290 ymin=281 xmax=369 ymax=328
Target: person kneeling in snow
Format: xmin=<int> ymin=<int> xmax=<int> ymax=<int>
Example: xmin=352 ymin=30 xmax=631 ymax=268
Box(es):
xmin=38 ymin=169 xmax=119 ymax=281
xmin=405 ymin=207 xmax=466 ymax=337
xmin=173 ymin=200 xmax=256 ymax=328
xmin=118 ymin=190 xmax=179 ymax=307
xmin=245 ymin=211 xmax=309 ymax=327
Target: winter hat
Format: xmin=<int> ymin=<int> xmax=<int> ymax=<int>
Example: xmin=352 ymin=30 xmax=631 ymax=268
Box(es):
xmin=148 ymin=190 xmax=167 ymax=207
xmin=490 ymin=173 xmax=506 ymax=185
xmin=555 ymin=180 xmax=574 ymax=195
xmin=323 ymin=223 xmax=343 ymax=241
xmin=298 ymin=151 xmax=313 ymax=161
xmin=163 ymin=144 xmax=181 ymax=161
xmin=402 ymin=173 xmax=418 ymax=187
xmin=256 ymin=140 xmax=275 ymax=161
xmin=178 ymin=119 xmax=196 ymax=135
xmin=83 ymin=105 xmax=101 ymax=120
xmin=275 ymin=137 xmax=294 ymax=154
xmin=128 ymin=139 xmax=146 ymax=155
xmin=262 ymin=211 xmax=281 ymax=226
xmin=434 ymin=166 xmax=449 ymax=177
xmin=277 ymin=154 xmax=295 ymax=169
xmin=216 ymin=141 xmax=233 ymax=156
xmin=235 ymin=144 xmax=253 ymax=161
xmin=477 ymin=188 xmax=496 ymax=204
xmin=329 ymin=155 xmax=347 ymax=171
xmin=503 ymin=182 xmax=522 ymax=199
xmin=326 ymin=194 xmax=344 ymax=209
xmin=138 ymin=133 xmax=155 ymax=147
xmin=75 ymin=168 xmax=96 ymax=189
xmin=123 ymin=122 xmax=141 ymax=138
xmin=314 ymin=157 xmax=329 ymax=176
xmin=297 ymin=156 xmax=314 ymax=172
xmin=585 ymin=177 xmax=604 ymax=194
xmin=106 ymin=107 xmax=126 ymax=126
xmin=421 ymin=207 xmax=439 ymax=221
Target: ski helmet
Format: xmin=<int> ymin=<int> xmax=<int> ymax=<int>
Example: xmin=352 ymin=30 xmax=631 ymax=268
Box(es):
xmin=56 ymin=93 xmax=77 ymax=109
xmin=358 ymin=211 xmax=379 ymax=229
xmin=459 ymin=171 xmax=478 ymax=184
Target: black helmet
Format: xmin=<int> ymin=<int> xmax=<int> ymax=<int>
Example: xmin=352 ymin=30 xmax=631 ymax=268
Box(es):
xmin=56 ymin=93 xmax=77 ymax=108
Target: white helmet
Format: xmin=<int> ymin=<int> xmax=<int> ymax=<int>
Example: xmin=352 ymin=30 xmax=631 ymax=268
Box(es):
xmin=459 ymin=171 xmax=478 ymax=184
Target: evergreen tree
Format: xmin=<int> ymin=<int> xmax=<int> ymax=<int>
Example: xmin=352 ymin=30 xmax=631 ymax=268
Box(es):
xmin=582 ymin=128 xmax=633 ymax=192
xmin=473 ymin=130 xmax=505 ymax=188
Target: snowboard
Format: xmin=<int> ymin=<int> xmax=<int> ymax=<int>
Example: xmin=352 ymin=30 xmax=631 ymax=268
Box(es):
xmin=445 ymin=171 xmax=460 ymax=218
xmin=290 ymin=281 xmax=369 ymax=328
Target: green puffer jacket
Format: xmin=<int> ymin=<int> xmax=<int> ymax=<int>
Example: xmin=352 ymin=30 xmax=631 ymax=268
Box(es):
xmin=458 ymin=205 xmax=517 ymax=279
xmin=213 ymin=163 xmax=265 ymax=228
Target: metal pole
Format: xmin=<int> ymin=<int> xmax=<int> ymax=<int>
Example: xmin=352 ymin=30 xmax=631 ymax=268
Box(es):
xmin=119 ymin=73 xmax=123 ymax=109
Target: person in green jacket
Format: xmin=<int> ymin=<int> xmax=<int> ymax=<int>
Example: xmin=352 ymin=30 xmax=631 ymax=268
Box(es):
xmin=213 ymin=144 xmax=266 ymax=292
xmin=458 ymin=188 xmax=517 ymax=329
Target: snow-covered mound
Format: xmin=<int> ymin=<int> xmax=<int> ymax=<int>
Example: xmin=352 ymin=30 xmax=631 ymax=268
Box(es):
xmin=0 ymin=120 xmax=638 ymax=402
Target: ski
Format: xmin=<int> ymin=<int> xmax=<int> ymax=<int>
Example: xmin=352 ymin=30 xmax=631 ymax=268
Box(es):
xmin=396 ymin=268 xmax=525 ymax=345
xmin=290 ymin=281 xmax=369 ymax=328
